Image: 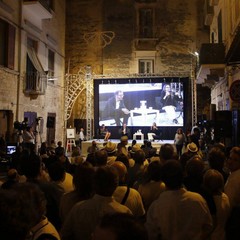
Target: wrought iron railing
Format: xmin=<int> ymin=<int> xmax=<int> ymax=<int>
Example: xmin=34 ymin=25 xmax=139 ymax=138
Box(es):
xmin=24 ymin=71 xmax=47 ymax=95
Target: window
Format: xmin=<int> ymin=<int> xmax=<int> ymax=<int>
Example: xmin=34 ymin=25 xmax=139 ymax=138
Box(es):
xmin=217 ymin=11 xmax=222 ymax=43
xmin=139 ymin=59 xmax=154 ymax=74
xmin=48 ymin=49 xmax=55 ymax=83
xmin=139 ymin=8 xmax=153 ymax=38
xmin=26 ymin=38 xmax=47 ymax=94
xmin=0 ymin=19 xmax=15 ymax=69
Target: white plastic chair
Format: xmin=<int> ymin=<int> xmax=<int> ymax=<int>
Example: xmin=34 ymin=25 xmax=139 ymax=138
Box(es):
xmin=147 ymin=133 xmax=155 ymax=141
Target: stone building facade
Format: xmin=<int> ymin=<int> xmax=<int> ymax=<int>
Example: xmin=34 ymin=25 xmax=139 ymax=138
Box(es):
xmin=0 ymin=0 xmax=66 ymax=147
xmin=65 ymin=0 xmax=208 ymax=136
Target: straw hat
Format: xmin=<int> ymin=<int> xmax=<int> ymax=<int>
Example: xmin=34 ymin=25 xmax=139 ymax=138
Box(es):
xmin=104 ymin=141 xmax=117 ymax=153
xmin=187 ymin=142 xmax=198 ymax=153
xmin=131 ymin=144 xmax=141 ymax=152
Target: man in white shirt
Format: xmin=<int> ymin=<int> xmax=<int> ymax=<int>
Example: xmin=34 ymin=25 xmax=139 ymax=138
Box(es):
xmin=145 ymin=160 xmax=212 ymax=240
xmin=61 ymin=166 xmax=132 ymax=240
xmin=224 ymin=147 xmax=240 ymax=208
xmin=22 ymin=126 xmax=35 ymax=150
xmin=112 ymin=161 xmax=145 ymax=217
xmin=224 ymin=147 xmax=240 ymax=239
xmin=79 ymin=128 xmax=85 ymax=141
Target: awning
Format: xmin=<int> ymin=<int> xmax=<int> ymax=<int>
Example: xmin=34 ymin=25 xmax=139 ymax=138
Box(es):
xmin=27 ymin=47 xmax=46 ymax=76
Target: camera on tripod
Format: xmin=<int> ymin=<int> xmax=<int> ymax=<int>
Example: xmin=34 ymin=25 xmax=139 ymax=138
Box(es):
xmin=14 ymin=120 xmax=28 ymax=131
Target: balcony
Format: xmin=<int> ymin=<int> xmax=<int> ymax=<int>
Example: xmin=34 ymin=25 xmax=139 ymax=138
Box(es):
xmin=134 ymin=38 xmax=159 ymax=50
xmin=23 ymin=0 xmax=52 ymax=16
xmin=196 ymin=43 xmax=226 ymax=86
xmin=23 ymin=0 xmax=52 ymax=28
xmin=134 ymin=26 xmax=159 ymax=50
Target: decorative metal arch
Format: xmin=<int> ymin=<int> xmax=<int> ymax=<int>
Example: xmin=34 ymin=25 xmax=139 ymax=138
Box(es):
xmin=65 ymin=68 xmax=88 ymax=121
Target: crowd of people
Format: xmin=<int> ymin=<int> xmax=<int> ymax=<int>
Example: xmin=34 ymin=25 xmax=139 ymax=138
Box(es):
xmin=0 ymin=131 xmax=239 ymax=240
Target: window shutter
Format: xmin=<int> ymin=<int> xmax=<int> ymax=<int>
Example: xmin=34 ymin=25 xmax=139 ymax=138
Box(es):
xmin=7 ymin=23 xmax=15 ymax=69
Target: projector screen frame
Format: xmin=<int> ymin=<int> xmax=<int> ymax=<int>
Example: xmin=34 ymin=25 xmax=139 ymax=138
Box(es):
xmin=93 ymin=77 xmax=189 ymax=140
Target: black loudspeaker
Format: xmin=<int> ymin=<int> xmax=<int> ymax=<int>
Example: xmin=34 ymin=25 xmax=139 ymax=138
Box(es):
xmin=47 ymin=116 xmax=55 ymax=128
xmin=232 ymin=110 xmax=240 ymax=146
xmin=214 ymin=111 xmax=232 ymax=139
xmin=210 ymin=104 xmax=216 ymax=121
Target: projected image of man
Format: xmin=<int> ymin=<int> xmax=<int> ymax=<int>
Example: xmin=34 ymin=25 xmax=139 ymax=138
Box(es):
xmin=104 ymin=90 xmax=130 ymax=126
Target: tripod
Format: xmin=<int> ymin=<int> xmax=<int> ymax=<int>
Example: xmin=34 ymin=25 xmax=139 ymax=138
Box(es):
xmin=35 ymin=122 xmax=42 ymax=153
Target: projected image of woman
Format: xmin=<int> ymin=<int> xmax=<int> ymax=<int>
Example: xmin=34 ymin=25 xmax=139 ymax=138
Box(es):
xmin=160 ymin=84 xmax=182 ymax=122
xmin=104 ymin=90 xmax=130 ymax=126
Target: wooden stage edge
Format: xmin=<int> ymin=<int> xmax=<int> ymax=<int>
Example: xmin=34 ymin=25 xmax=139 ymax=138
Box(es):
xmin=81 ymin=139 xmax=174 ymax=157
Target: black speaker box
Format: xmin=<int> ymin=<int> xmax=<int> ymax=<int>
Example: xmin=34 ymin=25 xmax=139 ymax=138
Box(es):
xmin=214 ymin=111 xmax=232 ymax=139
xmin=232 ymin=110 xmax=240 ymax=146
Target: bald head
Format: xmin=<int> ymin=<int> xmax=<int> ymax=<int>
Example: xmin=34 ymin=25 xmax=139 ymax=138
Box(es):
xmin=111 ymin=161 xmax=127 ymax=183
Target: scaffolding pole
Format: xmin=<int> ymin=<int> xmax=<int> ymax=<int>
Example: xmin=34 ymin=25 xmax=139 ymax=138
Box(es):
xmin=191 ymin=58 xmax=197 ymax=127
xmin=85 ymin=66 xmax=93 ymax=140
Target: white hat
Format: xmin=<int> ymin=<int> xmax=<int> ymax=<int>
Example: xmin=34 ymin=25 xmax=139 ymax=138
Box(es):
xmin=187 ymin=142 xmax=198 ymax=153
xmin=104 ymin=141 xmax=117 ymax=153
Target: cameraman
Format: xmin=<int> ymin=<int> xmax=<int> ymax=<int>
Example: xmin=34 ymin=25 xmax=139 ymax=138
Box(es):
xmin=22 ymin=126 xmax=35 ymax=151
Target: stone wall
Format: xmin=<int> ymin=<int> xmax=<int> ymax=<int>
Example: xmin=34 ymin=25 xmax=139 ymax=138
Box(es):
xmin=0 ymin=0 xmax=66 ymax=144
xmin=66 ymin=0 xmax=208 ymax=129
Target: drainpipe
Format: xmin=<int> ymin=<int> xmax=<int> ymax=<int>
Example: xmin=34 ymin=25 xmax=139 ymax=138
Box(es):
xmin=16 ymin=0 xmax=22 ymax=121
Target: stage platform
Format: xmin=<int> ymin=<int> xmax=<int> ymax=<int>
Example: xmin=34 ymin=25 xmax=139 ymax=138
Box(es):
xmin=81 ymin=139 xmax=174 ymax=157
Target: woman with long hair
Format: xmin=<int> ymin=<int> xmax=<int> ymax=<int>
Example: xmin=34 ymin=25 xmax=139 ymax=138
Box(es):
xmin=174 ymin=128 xmax=186 ymax=157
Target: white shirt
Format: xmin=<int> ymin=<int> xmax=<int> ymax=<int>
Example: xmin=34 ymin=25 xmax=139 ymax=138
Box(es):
xmin=224 ymin=168 xmax=240 ymax=208
xmin=79 ymin=131 xmax=85 ymax=140
xmin=61 ymin=194 xmax=132 ymax=240
xmin=22 ymin=130 xmax=35 ymax=144
xmin=113 ymin=185 xmax=145 ymax=217
xmin=210 ymin=193 xmax=231 ymax=240
xmin=138 ymin=180 xmax=166 ymax=211
xmin=116 ymin=100 xmax=120 ymax=109
xmin=145 ymin=188 xmax=212 ymax=240
xmin=27 ymin=216 xmax=60 ymax=240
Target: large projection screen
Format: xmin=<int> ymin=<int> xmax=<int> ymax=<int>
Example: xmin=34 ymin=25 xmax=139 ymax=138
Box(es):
xmin=94 ymin=78 xmax=187 ymax=130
